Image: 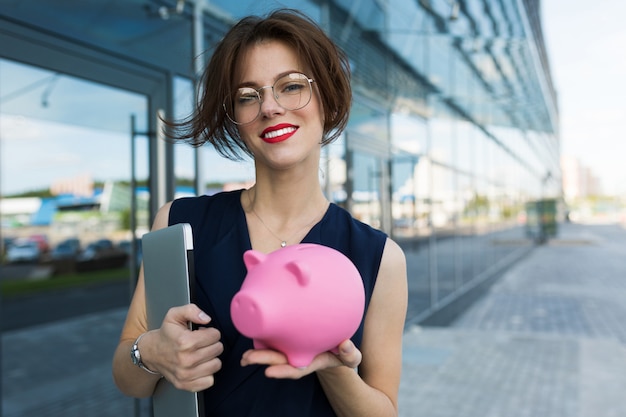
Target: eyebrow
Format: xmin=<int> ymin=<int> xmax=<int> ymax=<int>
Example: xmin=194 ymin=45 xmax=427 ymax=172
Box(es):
xmin=237 ymin=70 xmax=302 ymax=88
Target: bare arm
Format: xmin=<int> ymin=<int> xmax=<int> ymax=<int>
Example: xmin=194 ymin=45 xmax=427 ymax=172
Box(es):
xmin=317 ymin=238 xmax=407 ymax=416
xmin=112 ymin=202 xmax=224 ymax=398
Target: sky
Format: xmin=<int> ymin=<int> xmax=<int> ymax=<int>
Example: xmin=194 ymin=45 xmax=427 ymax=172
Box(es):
xmin=541 ymin=0 xmax=626 ymax=195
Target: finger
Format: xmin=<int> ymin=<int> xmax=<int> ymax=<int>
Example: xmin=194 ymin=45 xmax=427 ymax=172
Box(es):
xmin=166 ymin=303 xmax=212 ymax=327
xmin=171 ymin=367 xmax=219 ymax=392
xmin=185 ymin=303 xmax=212 ymax=325
xmin=167 ymin=354 xmax=223 ymax=390
xmin=263 ymin=352 xmax=337 ymax=379
xmin=185 ymin=336 xmax=224 ymax=368
xmin=185 ymin=356 xmax=223 ymax=382
xmin=264 ymin=363 xmax=309 ymax=379
xmin=241 ymin=349 xmax=288 ymax=367
xmin=174 ymin=328 xmax=223 ymax=367
xmin=176 ymin=376 xmax=215 ymax=393
xmin=193 ymin=326 xmax=222 ymax=346
xmin=337 ymin=340 xmax=362 ymax=369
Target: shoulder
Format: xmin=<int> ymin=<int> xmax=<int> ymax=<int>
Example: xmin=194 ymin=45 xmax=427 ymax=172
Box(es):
xmin=152 ymin=201 xmax=174 ymax=230
xmin=379 ymin=238 xmax=406 ymax=279
xmin=170 ymin=190 xmax=240 ymax=211
xmin=375 ymin=236 xmax=407 ymax=311
xmin=368 ymin=237 xmax=406 ymax=307
xmin=169 ymin=190 xmax=243 ymax=225
xmin=368 ymin=237 xmax=407 ymax=333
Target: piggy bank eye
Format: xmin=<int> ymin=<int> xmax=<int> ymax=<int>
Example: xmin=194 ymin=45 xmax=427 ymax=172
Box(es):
xmin=285 ymin=261 xmax=311 ymax=287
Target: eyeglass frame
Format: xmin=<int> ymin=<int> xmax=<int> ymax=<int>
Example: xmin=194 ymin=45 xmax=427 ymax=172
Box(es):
xmin=223 ymin=72 xmax=316 ymax=125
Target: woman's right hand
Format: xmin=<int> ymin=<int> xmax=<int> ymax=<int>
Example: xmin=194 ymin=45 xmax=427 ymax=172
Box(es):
xmin=144 ymin=303 xmax=224 ymax=392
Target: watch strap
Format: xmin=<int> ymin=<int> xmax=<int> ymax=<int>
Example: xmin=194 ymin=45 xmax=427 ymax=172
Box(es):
xmin=131 ymin=332 xmax=161 ymax=376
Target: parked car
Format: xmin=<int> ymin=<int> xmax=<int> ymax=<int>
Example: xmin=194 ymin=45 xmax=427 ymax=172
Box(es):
xmin=51 ymin=238 xmax=81 ymax=260
xmin=76 ymin=238 xmax=128 ymax=271
xmin=2 ymin=236 xmax=16 ymax=256
xmin=29 ymin=234 xmax=50 ymax=253
xmin=117 ymin=238 xmax=142 ymax=265
xmin=6 ymin=240 xmax=41 ymax=264
xmin=78 ymin=239 xmax=115 ymax=261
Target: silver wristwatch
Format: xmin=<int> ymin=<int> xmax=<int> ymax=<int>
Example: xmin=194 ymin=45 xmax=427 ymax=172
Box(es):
xmin=131 ymin=333 xmax=161 ymax=375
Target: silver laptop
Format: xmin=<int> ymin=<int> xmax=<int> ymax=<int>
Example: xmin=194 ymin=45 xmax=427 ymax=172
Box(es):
xmin=141 ymin=223 xmax=203 ymax=417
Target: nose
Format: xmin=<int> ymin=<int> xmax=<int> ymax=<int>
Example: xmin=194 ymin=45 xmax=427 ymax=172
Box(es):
xmin=258 ymin=86 xmax=285 ymax=118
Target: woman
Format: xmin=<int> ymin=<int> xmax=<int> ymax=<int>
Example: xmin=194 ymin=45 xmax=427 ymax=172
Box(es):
xmin=112 ymin=9 xmax=407 ymax=417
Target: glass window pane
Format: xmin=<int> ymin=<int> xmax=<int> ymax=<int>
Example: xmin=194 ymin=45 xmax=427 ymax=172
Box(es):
xmin=173 ymin=76 xmax=197 ymax=196
xmin=352 ymin=152 xmax=382 ymax=229
xmin=1 ymin=58 xmax=148 ymax=415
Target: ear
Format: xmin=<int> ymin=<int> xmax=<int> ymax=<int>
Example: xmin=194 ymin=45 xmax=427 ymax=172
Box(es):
xmin=285 ymin=261 xmax=311 ymax=287
xmin=243 ymin=250 xmax=266 ymax=270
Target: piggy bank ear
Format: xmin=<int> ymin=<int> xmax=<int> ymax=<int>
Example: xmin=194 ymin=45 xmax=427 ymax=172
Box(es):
xmin=286 ymin=261 xmax=311 ymax=287
xmin=243 ymin=250 xmax=266 ymax=270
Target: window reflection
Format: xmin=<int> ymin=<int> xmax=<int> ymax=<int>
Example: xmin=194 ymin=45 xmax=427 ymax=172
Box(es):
xmin=351 ymin=152 xmax=382 ymax=229
xmin=173 ymin=76 xmax=198 ymax=196
xmin=1 ymin=58 xmax=148 ymax=284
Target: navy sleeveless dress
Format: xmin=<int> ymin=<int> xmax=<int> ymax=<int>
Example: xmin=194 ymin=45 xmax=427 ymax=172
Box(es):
xmin=169 ymin=189 xmax=387 ymax=417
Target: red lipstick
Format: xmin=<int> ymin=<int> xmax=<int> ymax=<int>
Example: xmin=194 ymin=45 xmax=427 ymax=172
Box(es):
xmin=261 ymin=123 xmax=298 ymax=144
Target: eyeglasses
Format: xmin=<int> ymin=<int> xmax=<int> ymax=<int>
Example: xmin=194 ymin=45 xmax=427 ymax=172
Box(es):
xmin=223 ymin=72 xmax=315 ymax=125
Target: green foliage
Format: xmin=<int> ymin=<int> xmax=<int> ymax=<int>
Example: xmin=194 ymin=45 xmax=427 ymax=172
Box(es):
xmin=120 ymin=208 xmax=131 ymax=230
xmin=465 ymin=193 xmax=489 ymax=214
xmin=5 ymin=188 xmax=54 ymax=198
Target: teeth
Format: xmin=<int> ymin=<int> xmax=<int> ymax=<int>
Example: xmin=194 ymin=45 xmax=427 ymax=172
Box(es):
xmin=263 ymin=127 xmax=296 ymax=139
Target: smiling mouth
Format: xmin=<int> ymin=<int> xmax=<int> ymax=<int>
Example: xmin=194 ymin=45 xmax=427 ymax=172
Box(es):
xmin=261 ymin=126 xmax=297 ymax=143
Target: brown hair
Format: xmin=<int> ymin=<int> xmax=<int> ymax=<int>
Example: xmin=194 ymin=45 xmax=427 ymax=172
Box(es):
xmin=167 ymin=8 xmax=352 ymax=160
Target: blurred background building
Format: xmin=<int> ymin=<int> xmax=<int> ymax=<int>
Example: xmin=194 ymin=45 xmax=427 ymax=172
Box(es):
xmin=561 ymin=155 xmax=601 ymax=200
xmin=1 ymin=0 xmax=560 ymax=337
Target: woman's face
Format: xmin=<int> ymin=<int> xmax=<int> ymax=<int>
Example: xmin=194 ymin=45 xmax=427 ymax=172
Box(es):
xmin=233 ymin=40 xmax=325 ymax=171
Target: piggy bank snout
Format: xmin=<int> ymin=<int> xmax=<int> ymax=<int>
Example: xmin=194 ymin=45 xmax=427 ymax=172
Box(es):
xmin=231 ymin=293 xmax=264 ymax=337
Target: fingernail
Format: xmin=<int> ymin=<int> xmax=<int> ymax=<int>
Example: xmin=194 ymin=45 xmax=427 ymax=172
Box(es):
xmin=341 ymin=342 xmax=354 ymax=354
xmin=199 ymin=311 xmax=210 ymax=321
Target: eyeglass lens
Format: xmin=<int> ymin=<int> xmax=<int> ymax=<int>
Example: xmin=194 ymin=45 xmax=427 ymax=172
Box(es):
xmin=224 ymin=73 xmax=313 ymax=125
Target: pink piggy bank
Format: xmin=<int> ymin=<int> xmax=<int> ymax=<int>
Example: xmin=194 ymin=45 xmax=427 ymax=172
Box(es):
xmin=230 ymin=243 xmax=365 ymax=368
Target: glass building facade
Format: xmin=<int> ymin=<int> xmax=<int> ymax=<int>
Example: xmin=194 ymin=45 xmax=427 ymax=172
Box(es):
xmin=1 ymin=0 xmax=559 ymax=412
xmin=1 ymin=0 xmax=560 ymax=321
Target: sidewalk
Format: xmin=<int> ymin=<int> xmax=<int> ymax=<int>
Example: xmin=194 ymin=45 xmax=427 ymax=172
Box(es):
xmin=399 ymin=222 xmax=626 ymax=417
xmin=3 ymin=222 xmax=626 ymax=416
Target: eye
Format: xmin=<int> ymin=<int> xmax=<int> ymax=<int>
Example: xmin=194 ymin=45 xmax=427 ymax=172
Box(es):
xmin=279 ymin=81 xmax=307 ymax=95
xmin=236 ymin=89 xmax=259 ymax=106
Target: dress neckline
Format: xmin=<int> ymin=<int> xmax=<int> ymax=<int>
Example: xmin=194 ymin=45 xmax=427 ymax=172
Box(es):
xmin=236 ymin=188 xmax=334 ymax=251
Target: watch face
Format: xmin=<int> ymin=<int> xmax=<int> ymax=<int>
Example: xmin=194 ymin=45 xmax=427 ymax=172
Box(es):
xmin=131 ymin=345 xmax=140 ymax=365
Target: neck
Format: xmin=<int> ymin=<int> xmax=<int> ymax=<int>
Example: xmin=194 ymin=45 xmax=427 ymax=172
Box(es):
xmin=244 ymin=181 xmax=329 ymax=251
xmin=251 ymin=166 xmax=327 ymax=217
xmin=247 ymin=183 xmax=328 ymax=222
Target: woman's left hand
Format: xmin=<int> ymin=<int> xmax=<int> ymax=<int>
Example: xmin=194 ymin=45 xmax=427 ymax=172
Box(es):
xmin=240 ymin=339 xmax=362 ymax=379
